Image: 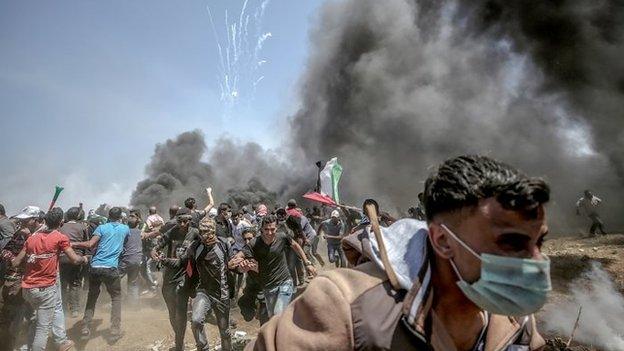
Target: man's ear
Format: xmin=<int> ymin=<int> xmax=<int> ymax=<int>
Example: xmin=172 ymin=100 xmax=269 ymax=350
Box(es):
xmin=428 ymin=222 xmax=454 ymax=259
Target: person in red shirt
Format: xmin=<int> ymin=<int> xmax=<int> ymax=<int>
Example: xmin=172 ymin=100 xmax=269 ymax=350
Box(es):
xmin=12 ymin=207 xmax=87 ymax=351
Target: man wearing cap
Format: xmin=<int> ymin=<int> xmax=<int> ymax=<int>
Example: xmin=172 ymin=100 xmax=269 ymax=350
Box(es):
xmin=12 ymin=207 xmax=87 ymax=351
xmin=318 ymin=210 xmax=347 ymax=268
xmin=247 ymin=155 xmax=550 ymax=350
xmin=72 ymin=207 xmax=130 ymax=340
xmin=151 ymin=207 xmax=199 ymax=351
xmin=0 ymin=206 xmax=46 ymax=350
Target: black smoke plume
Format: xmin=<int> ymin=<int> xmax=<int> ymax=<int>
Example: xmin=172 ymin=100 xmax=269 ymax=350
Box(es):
xmin=133 ymin=0 xmax=623 ymax=231
xmin=130 ymin=131 xmax=299 ymax=213
xmin=288 ymin=0 xmax=623 ymax=230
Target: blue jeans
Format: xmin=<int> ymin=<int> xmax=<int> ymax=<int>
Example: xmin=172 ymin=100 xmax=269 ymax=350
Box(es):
xmin=327 ymin=242 xmax=346 ymax=267
xmin=263 ymin=280 xmax=294 ymax=318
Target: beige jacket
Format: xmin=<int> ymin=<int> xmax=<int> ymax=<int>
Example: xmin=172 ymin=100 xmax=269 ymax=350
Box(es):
xmin=246 ymin=261 xmax=545 ymax=351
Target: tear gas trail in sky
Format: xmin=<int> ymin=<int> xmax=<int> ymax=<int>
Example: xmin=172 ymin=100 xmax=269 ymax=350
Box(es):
xmin=207 ymin=0 xmax=271 ymax=115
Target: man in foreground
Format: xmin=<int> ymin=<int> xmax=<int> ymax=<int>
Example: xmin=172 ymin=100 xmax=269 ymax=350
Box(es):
xmin=247 ymin=155 xmax=550 ymax=350
xmin=151 ymin=208 xmax=198 ymax=351
xmin=189 ymin=218 xmax=233 ymax=351
xmin=233 ymin=215 xmax=317 ymax=318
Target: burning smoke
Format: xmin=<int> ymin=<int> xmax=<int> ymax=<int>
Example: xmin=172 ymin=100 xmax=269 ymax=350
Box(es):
xmin=131 ymin=130 xmax=213 ymax=213
xmin=541 ymin=262 xmax=624 ymax=350
xmin=288 ymin=0 xmax=624 ymax=229
xmin=133 ymin=0 xmax=623 ymax=230
xmin=130 ymin=130 xmax=298 ymax=212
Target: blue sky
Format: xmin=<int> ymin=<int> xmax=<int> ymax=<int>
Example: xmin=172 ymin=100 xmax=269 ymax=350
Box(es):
xmin=0 ymin=0 xmax=323 ymax=213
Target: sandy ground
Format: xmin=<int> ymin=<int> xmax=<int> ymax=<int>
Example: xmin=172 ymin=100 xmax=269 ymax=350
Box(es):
xmin=6 ymin=233 xmax=624 ymax=350
xmin=61 ymin=296 xmax=261 ymax=351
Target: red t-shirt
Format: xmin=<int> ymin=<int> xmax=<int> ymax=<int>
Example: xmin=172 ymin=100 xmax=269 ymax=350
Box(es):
xmin=21 ymin=230 xmax=70 ymax=288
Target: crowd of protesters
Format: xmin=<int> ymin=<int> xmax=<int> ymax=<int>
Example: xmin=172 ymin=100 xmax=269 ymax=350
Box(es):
xmin=0 ymin=183 xmax=361 ymax=351
xmin=0 ymin=155 xmax=611 ymax=351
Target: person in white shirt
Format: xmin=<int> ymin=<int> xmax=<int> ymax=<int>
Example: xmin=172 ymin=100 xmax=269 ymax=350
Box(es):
xmin=576 ymin=190 xmax=606 ymax=236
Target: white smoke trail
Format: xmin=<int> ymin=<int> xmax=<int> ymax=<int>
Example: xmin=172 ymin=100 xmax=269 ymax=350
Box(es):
xmin=205 ymin=0 xmax=272 ymax=115
xmin=542 ymin=262 xmax=624 ymax=350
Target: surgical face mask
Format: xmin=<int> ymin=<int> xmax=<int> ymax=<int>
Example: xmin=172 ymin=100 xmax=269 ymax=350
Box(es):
xmin=441 ymin=224 xmax=551 ymax=316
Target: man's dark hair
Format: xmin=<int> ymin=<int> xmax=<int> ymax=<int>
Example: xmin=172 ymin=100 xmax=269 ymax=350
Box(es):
xmin=362 ymin=199 xmax=380 ymax=215
xmin=45 ymin=207 xmax=64 ymax=229
xmin=130 ymin=209 xmax=142 ymax=220
xmin=77 ymin=208 xmax=85 ymax=221
xmin=0 ymin=204 xmax=5 ymax=216
xmin=424 ymin=155 xmax=550 ymax=222
xmin=169 ymin=205 xmax=180 ymax=219
xmin=261 ymin=214 xmax=278 ymax=228
xmin=108 ymin=207 xmax=123 ymax=221
xmin=275 ymin=208 xmax=287 ymax=220
xmin=184 ymin=197 xmax=196 ymax=210
xmin=66 ymin=207 xmax=81 ymax=221
xmin=218 ymin=203 xmax=230 ymax=215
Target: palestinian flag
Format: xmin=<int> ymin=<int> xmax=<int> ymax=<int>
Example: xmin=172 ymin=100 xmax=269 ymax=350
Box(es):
xmin=304 ymin=157 xmax=343 ymax=206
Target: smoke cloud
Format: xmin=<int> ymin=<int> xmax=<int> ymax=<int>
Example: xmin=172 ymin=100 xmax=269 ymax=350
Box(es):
xmin=541 ymin=262 xmax=624 ymax=350
xmin=133 ymin=0 xmax=623 ymax=231
xmin=130 ymin=131 xmax=299 ymax=212
xmin=287 ymin=0 xmax=624 ymax=229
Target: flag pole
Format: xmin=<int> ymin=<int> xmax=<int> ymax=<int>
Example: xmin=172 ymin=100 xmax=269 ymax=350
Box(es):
xmin=48 ymin=186 xmax=65 ymax=211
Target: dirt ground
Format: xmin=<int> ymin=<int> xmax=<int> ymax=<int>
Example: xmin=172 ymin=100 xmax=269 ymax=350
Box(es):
xmin=6 ymin=233 xmax=624 ymax=350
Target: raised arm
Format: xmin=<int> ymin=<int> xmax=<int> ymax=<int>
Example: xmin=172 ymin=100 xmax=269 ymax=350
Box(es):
xmin=203 ymin=187 xmax=215 ymax=213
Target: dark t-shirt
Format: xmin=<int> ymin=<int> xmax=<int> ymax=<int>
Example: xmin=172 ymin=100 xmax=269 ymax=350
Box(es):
xmin=320 ymin=219 xmax=346 ymax=245
xmin=0 ymin=217 xmax=15 ymax=241
xmin=242 ymin=233 xmax=293 ymax=289
xmin=121 ymin=227 xmax=143 ymax=266
xmin=194 ymin=240 xmax=230 ymax=300
xmin=215 ymin=217 xmax=232 ymax=239
xmin=59 ymin=222 xmax=89 ymax=259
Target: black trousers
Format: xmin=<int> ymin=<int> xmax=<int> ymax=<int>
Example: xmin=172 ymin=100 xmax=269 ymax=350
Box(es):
xmin=120 ymin=263 xmax=140 ymax=303
xmin=83 ymin=267 xmax=122 ymax=329
xmin=162 ymin=278 xmax=191 ymax=351
xmin=589 ymin=214 xmax=606 ymax=235
xmin=59 ymin=262 xmax=82 ymax=313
